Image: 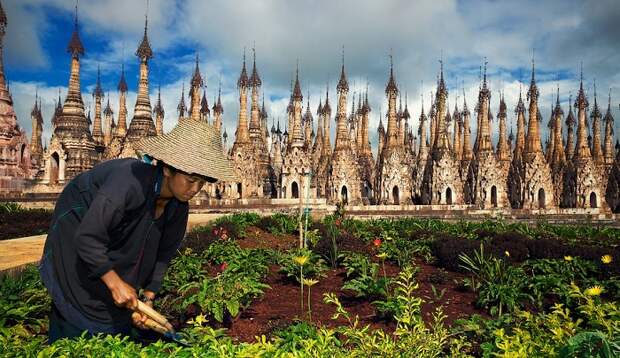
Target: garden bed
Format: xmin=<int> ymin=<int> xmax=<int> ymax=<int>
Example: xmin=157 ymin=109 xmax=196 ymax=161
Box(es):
xmin=1 ymin=213 xmax=619 ymax=357
xmin=0 ymin=203 xmax=51 ymax=241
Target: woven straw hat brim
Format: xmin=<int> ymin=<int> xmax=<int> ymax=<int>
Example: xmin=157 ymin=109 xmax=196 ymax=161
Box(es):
xmin=135 ymin=120 xmax=237 ymax=182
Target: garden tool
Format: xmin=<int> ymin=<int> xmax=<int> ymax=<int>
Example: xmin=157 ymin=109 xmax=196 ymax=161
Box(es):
xmin=132 ymin=300 xmax=191 ymax=347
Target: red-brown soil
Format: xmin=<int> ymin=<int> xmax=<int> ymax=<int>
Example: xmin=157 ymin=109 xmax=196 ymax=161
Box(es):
xmin=0 ymin=210 xmax=51 ymax=240
xmin=169 ymin=225 xmax=488 ymax=343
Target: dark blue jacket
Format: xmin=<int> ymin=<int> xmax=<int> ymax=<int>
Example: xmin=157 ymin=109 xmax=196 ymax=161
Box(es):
xmin=39 ymin=158 xmax=188 ymax=331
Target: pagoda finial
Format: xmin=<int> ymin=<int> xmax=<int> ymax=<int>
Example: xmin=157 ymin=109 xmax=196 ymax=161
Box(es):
xmin=292 ymin=59 xmax=302 ymax=100
xmin=337 ymin=45 xmax=349 ymax=92
xmin=237 ymin=48 xmax=249 ymax=88
xmin=385 ymin=49 xmax=398 ymax=95
xmin=482 ymin=57 xmax=488 ymax=89
xmin=93 ymin=65 xmax=103 ymax=97
xmin=67 ymin=0 xmax=85 ymax=57
xmin=250 ymin=46 xmax=262 ymax=87
xmin=135 ymin=0 xmax=153 ymax=60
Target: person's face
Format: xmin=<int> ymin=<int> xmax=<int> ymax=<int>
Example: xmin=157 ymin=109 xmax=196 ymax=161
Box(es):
xmin=164 ymin=168 xmax=207 ymax=202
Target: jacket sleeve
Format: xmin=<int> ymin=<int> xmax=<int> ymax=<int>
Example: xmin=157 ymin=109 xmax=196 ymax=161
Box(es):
xmin=74 ymin=192 xmax=126 ymax=279
xmin=143 ymin=203 xmax=189 ymax=293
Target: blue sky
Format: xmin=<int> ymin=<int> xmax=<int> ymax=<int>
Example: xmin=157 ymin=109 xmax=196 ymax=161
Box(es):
xmin=5 ymin=0 xmax=620 ymax=152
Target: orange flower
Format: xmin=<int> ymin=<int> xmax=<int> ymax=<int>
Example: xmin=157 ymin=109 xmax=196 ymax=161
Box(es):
xmin=373 ymin=239 xmax=382 ymax=247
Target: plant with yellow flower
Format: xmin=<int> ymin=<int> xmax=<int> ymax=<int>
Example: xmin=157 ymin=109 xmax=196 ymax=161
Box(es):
xmin=294 ymin=254 xmax=310 ymax=313
xmin=302 ymin=278 xmax=319 ymax=320
xmin=377 ymin=252 xmax=389 ymax=279
xmin=601 ymin=255 xmax=613 ymax=264
xmin=584 ymin=285 xmax=603 ymax=296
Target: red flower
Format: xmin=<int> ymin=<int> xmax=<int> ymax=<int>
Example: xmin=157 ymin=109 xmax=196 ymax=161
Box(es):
xmin=335 ymin=219 xmax=341 ymax=226
xmin=373 ymin=239 xmax=382 ymax=247
xmin=220 ymin=262 xmax=228 ymax=271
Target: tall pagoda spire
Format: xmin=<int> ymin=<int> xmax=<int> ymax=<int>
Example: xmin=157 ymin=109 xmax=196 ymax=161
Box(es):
xmin=433 ymin=59 xmax=450 ymax=152
xmin=574 ymin=64 xmax=591 ymax=160
xmin=322 ymin=84 xmax=332 ymax=155
xmin=249 ymin=47 xmax=262 ymax=137
xmin=127 ymin=8 xmax=156 ymax=142
xmin=200 ymin=87 xmax=209 ymax=122
xmin=91 ymin=66 xmax=104 ymax=144
xmin=153 ymin=85 xmax=164 ymax=135
xmin=461 ymin=90 xmax=473 ymax=161
xmin=55 ymin=1 xmax=91 ymax=139
xmin=418 ymin=93 xmax=429 ymax=159
xmin=212 ymin=79 xmax=223 ymax=131
xmin=303 ymin=92 xmax=314 ymax=147
xmin=549 ymin=84 xmax=565 ymax=168
xmin=177 ymin=82 xmax=186 ymax=121
xmin=497 ymin=91 xmax=510 ymax=161
xmin=103 ymin=93 xmax=114 ymax=145
xmin=565 ymin=93 xmax=576 ymax=160
xmin=189 ymin=53 xmax=203 ymax=121
xmin=30 ymin=91 xmax=44 ymax=158
xmin=361 ymin=89 xmax=372 ymax=155
xmin=603 ymin=89 xmax=615 ymax=165
xmin=475 ymin=59 xmax=492 ymax=153
xmin=116 ymin=63 xmax=128 ymax=138
xmin=234 ymin=49 xmax=250 ymax=144
xmin=334 ymin=50 xmax=350 ymax=152
xmin=385 ymin=52 xmax=399 ymax=149
xmin=524 ymin=58 xmax=543 ymax=155
xmin=590 ymin=81 xmax=603 ymax=163
xmin=290 ymin=62 xmax=304 ymax=146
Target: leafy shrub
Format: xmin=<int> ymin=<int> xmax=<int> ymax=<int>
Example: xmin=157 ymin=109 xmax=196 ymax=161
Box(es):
xmin=459 ymin=244 xmax=531 ymax=316
xmin=161 ymin=248 xmax=205 ymax=292
xmin=0 ymin=265 xmax=50 ymax=335
xmin=340 ymin=252 xmax=375 ymax=279
xmin=380 ymin=235 xmax=434 ymax=266
xmin=342 ymin=267 xmax=391 ymax=301
xmin=311 ymin=217 xmax=341 ymax=268
xmin=486 ymin=283 xmax=620 ymax=356
xmin=523 ymin=257 xmax=600 ymax=309
xmin=210 ymin=213 xmax=261 ymax=239
xmin=256 ymin=213 xmax=298 ymax=235
xmin=0 ymin=202 xmax=23 ymax=214
xmin=179 ymin=271 xmax=270 ymax=323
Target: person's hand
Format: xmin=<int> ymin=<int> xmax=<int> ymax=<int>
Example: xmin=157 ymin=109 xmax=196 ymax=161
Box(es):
xmin=131 ymin=311 xmax=149 ymax=330
xmin=101 ymin=270 xmax=138 ymax=310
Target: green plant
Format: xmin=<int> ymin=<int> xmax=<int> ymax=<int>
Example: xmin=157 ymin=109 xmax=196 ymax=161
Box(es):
xmin=320 ymin=215 xmax=341 ymax=269
xmin=342 ymin=270 xmax=391 ymax=301
xmin=179 ymin=271 xmax=269 ymax=323
xmin=0 ymin=265 xmax=50 ymax=335
xmin=303 ymin=278 xmax=319 ymax=321
xmin=430 ymin=284 xmax=446 ymax=301
xmin=211 ymin=212 xmax=261 ymax=239
xmin=380 ymin=236 xmax=434 ymax=265
xmin=340 ymin=252 xmax=374 ymax=278
xmin=279 ymin=248 xmax=327 ymax=284
xmin=257 ymin=213 xmax=298 ymax=236
xmin=161 ymin=248 xmax=205 ymax=291
xmin=460 ymin=244 xmax=530 ymax=316
xmin=0 ymin=202 xmax=23 ymax=214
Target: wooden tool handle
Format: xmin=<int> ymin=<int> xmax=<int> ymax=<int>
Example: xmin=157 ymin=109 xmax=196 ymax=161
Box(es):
xmin=136 ymin=300 xmax=173 ymax=331
xmin=132 ymin=312 xmax=168 ymax=334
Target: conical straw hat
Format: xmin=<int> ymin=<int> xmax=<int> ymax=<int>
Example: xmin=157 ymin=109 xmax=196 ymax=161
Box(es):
xmin=135 ymin=119 xmax=237 ymax=182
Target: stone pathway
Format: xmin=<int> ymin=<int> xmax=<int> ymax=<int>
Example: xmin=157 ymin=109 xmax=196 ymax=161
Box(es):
xmin=0 ymin=213 xmax=225 ymax=276
xmin=0 ymin=234 xmax=46 ymax=274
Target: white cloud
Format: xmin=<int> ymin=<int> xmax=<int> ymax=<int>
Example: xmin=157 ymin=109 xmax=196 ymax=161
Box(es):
xmin=5 ymin=0 xmax=620 ymax=154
